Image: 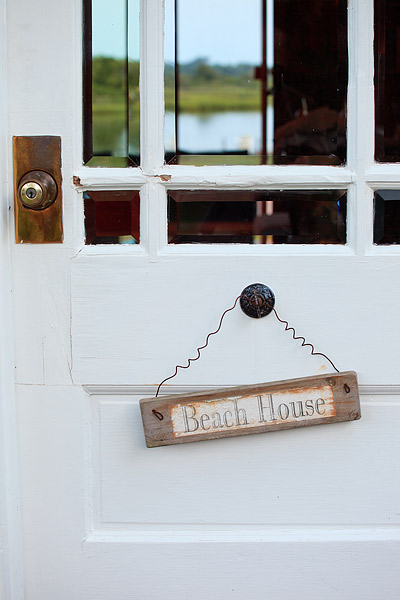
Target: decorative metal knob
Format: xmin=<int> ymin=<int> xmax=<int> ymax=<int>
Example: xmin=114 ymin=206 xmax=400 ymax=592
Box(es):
xmin=240 ymin=283 xmax=275 ymax=318
xmin=18 ymin=170 xmax=58 ymax=210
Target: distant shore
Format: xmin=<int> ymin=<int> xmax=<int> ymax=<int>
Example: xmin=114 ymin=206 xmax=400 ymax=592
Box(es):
xmin=92 ymin=56 xmax=270 ymax=113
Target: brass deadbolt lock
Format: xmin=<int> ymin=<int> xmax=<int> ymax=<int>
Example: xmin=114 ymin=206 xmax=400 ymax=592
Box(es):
xmin=18 ymin=170 xmax=58 ymax=210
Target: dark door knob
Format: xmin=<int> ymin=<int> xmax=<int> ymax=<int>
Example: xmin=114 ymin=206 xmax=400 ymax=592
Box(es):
xmin=18 ymin=170 xmax=58 ymax=210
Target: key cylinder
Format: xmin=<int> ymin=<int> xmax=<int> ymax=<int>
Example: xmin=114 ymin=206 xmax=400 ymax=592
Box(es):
xmin=18 ymin=170 xmax=58 ymax=210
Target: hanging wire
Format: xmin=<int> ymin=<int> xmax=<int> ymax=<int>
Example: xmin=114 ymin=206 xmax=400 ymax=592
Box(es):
xmin=270 ymin=306 xmax=339 ymax=374
xmin=155 ymin=294 xmax=339 ymax=399
xmin=155 ymin=295 xmax=242 ymax=397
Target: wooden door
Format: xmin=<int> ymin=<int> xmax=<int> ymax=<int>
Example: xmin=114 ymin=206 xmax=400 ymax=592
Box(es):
xmin=2 ymin=0 xmax=399 ymax=598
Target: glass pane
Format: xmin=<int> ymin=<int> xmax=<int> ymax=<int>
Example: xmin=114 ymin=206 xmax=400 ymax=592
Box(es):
xmin=165 ymin=0 xmax=347 ymax=166
xmin=168 ymin=190 xmax=347 ymax=244
xmin=83 ymin=0 xmax=140 ymax=166
xmin=374 ymin=190 xmax=400 ymax=244
xmin=84 ymin=191 xmax=140 ymax=244
xmin=375 ymin=1 xmax=400 ymax=162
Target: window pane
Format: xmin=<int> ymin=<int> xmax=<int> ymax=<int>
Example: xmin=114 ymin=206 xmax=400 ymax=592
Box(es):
xmin=168 ymin=190 xmax=347 ymax=244
xmin=83 ymin=0 xmax=140 ymax=166
xmin=84 ymin=191 xmax=140 ymax=244
xmin=374 ymin=190 xmax=400 ymax=244
xmin=375 ymin=1 xmax=400 ymax=162
xmin=165 ymin=0 xmax=347 ymax=166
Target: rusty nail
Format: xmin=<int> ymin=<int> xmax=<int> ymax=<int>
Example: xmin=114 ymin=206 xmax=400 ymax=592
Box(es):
xmin=152 ymin=409 xmax=164 ymax=421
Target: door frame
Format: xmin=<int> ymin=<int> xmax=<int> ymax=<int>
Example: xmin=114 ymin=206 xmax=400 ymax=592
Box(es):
xmin=0 ymin=0 xmax=23 ymax=597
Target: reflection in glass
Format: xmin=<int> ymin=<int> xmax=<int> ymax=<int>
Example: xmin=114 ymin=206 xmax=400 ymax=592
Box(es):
xmin=374 ymin=190 xmax=400 ymax=244
xmin=168 ymin=190 xmax=347 ymax=244
xmin=83 ymin=0 xmax=140 ymax=166
xmin=84 ymin=191 xmax=140 ymax=244
xmin=375 ymin=1 xmax=400 ymax=162
xmin=165 ymin=0 xmax=347 ymax=166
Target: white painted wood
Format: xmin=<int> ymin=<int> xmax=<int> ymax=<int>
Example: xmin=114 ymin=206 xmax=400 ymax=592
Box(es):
xmin=5 ymin=0 xmax=400 ymax=598
xmin=367 ymin=245 xmax=400 ymax=257
xmin=0 ymin=0 xmax=23 ymax=598
xmin=140 ymin=0 xmax=165 ymax=173
xmin=149 ymin=164 xmax=356 ymax=186
xmin=84 ymin=384 xmax=400 ymax=396
xmin=366 ymin=164 xmax=400 ymax=185
xmin=15 ymin=384 xmax=400 ymax=599
xmin=73 ymin=168 xmax=146 ymax=188
xmin=347 ymin=0 xmax=375 ymax=256
xmin=159 ymin=242 xmax=355 ymax=256
xmin=85 ymin=526 xmax=400 ymax=542
xmin=86 ymin=391 xmax=398 ymax=528
xmin=74 ymin=164 xmax=354 ymax=188
xmin=71 ymin=254 xmax=400 ymax=385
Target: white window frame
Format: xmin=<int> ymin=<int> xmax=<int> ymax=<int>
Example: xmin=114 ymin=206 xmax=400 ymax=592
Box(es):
xmin=73 ymin=0 xmax=400 ymax=260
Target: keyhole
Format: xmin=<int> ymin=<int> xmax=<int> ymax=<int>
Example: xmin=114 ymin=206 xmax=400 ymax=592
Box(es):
xmin=26 ymin=187 xmax=37 ymax=199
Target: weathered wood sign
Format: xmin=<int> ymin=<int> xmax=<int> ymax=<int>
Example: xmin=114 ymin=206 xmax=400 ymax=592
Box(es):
xmin=140 ymin=371 xmax=360 ymax=447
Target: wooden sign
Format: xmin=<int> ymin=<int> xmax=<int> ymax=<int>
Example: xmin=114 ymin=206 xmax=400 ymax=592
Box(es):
xmin=140 ymin=371 xmax=360 ymax=448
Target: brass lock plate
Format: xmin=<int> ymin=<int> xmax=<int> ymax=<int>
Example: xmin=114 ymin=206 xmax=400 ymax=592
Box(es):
xmin=13 ymin=136 xmax=63 ymax=243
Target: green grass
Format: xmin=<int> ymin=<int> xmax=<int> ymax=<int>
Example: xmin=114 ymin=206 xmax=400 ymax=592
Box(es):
xmin=93 ymin=102 xmax=129 ymax=114
xmin=165 ymin=82 xmax=261 ymax=112
xmin=93 ymin=82 xmax=263 ymax=114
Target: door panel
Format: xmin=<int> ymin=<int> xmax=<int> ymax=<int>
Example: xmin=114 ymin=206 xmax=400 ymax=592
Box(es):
xmin=6 ymin=0 xmax=400 ymax=598
xmin=89 ymin=391 xmax=398 ymax=527
xmin=71 ymin=254 xmax=399 ymax=385
xmin=16 ymin=384 xmax=400 ymax=599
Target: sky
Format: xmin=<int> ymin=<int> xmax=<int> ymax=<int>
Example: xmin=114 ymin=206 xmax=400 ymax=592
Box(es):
xmin=92 ymin=0 xmax=273 ymax=66
xmin=92 ymin=0 xmax=140 ymax=61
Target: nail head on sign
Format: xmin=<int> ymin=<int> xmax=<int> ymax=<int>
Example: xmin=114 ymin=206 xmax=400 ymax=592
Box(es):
xmin=240 ymin=283 xmax=275 ymax=319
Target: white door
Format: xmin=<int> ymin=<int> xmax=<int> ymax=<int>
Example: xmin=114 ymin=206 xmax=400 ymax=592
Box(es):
xmin=3 ymin=0 xmax=400 ymax=598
